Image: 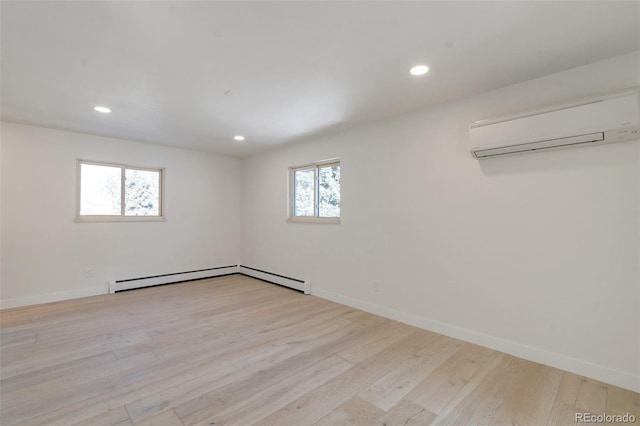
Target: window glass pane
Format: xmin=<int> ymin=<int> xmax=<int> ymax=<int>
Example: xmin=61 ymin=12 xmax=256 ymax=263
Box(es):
xmin=80 ymin=164 xmax=122 ymax=215
xmin=294 ymin=168 xmax=315 ymax=216
xmin=125 ymin=169 xmax=160 ymax=216
xmin=318 ymin=165 xmax=340 ymax=218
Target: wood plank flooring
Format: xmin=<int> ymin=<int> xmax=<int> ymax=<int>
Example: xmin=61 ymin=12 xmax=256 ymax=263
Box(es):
xmin=1 ymin=275 xmax=638 ymax=425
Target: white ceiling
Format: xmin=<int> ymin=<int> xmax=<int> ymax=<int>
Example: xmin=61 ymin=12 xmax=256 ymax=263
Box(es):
xmin=2 ymin=1 xmax=639 ymax=157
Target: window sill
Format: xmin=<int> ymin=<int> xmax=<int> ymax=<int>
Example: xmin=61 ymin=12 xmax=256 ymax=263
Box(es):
xmin=287 ymin=217 xmax=340 ymax=224
xmin=75 ymin=216 xmax=166 ymax=223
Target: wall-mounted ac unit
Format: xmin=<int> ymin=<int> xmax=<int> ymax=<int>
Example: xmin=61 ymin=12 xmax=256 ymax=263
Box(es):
xmin=470 ymin=89 xmax=639 ymax=159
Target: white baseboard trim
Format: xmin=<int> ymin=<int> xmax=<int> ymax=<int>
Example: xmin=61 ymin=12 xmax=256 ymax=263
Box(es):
xmin=1 ymin=287 xmax=106 ymax=310
xmin=2 ymin=266 xmax=241 ymax=309
xmin=311 ymin=287 xmax=640 ymax=393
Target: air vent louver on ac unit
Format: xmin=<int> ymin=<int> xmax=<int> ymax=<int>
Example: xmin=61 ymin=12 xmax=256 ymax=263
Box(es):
xmin=470 ymin=89 xmax=640 ymax=159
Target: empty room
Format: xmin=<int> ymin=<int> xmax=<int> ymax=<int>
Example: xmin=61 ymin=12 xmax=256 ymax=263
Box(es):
xmin=1 ymin=1 xmax=639 ymax=425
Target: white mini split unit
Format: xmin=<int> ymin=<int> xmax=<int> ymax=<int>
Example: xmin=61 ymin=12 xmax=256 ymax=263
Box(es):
xmin=470 ymin=89 xmax=640 ymax=159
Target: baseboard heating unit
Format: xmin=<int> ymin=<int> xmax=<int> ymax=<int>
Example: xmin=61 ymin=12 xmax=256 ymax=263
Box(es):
xmin=109 ymin=265 xmax=239 ymax=293
xmin=238 ymin=265 xmax=311 ymax=294
xmin=109 ymin=264 xmax=310 ymax=294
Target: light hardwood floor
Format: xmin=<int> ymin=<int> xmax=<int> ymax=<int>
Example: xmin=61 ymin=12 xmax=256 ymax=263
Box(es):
xmin=1 ymin=275 xmax=638 ymax=425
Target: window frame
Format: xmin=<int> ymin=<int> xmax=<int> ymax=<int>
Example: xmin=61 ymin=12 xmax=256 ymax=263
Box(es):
xmin=288 ymin=159 xmax=340 ymax=224
xmin=75 ymin=160 xmax=165 ymax=222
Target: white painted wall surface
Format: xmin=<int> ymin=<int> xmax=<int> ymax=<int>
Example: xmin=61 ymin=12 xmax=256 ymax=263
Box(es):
xmin=240 ymin=52 xmax=640 ymax=390
xmin=1 ymin=123 xmax=241 ymax=308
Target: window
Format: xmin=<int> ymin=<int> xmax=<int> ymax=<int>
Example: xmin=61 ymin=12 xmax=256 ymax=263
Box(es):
xmin=289 ymin=160 xmax=340 ymax=223
xmin=76 ymin=160 xmax=164 ymax=221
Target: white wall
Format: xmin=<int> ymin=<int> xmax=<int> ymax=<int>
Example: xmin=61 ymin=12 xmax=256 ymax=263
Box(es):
xmin=241 ymin=52 xmax=640 ymax=391
xmin=1 ymin=123 xmax=242 ymax=307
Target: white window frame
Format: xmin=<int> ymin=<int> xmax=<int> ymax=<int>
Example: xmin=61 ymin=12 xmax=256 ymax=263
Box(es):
xmin=288 ymin=159 xmax=340 ymax=224
xmin=75 ymin=160 xmax=165 ymax=222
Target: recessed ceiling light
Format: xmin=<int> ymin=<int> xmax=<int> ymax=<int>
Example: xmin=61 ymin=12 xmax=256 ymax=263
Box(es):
xmin=94 ymin=106 xmax=111 ymax=113
xmin=410 ymin=65 xmax=429 ymax=76
xmin=234 ymin=135 xmax=245 ymax=141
